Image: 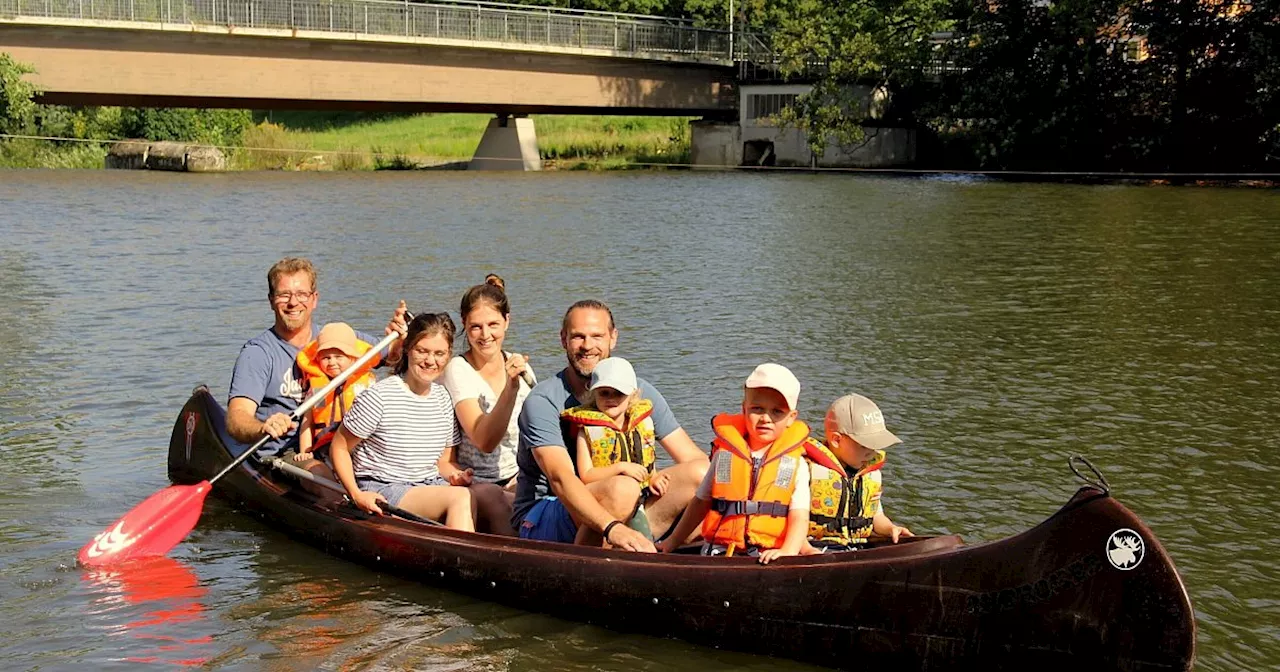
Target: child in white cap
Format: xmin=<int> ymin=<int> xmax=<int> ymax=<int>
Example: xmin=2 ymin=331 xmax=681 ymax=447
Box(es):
xmin=561 ymin=357 xmax=661 ymax=492
xmin=660 ymin=363 xmax=840 ymax=564
xmin=294 ymin=322 xmax=380 ymax=461
xmin=561 ymin=357 xmax=663 ymax=539
xmin=806 ymin=393 xmax=913 ymax=551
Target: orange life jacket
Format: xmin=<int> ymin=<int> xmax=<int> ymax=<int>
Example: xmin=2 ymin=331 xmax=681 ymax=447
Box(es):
xmin=295 ymin=338 xmax=380 ymax=449
xmin=701 ymin=414 xmax=845 ymax=552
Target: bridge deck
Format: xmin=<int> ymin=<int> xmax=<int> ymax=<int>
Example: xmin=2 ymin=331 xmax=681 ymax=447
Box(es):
xmin=0 ymin=0 xmax=745 ymax=64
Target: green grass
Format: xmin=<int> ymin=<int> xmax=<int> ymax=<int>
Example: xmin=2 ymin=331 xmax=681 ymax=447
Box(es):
xmin=236 ymin=112 xmax=691 ymax=170
xmin=0 ymin=138 xmax=107 ymax=169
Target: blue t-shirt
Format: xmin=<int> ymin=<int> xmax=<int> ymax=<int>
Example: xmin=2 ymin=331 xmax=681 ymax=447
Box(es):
xmin=512 ymin=369 xmax=680 ymax=527
xmin=227 ymin=323 xmax=377 ymax=454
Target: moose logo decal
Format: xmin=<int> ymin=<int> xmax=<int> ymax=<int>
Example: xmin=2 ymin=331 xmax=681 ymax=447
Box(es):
xmin=185 ymin=411 xmax=198 ymax=461
xmin=1106 ymin=528 xmax=1145 ymax=571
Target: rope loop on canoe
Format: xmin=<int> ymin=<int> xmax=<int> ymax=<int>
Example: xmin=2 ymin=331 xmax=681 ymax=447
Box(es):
xmin=1069 ymin=455 xmax=1110 ymax=494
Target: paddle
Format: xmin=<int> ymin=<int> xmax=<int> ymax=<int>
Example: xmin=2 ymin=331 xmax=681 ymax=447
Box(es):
xmin=264 ymin=456 xmax=442 ymax=525
xmin=77 ymin=322 xmax=407 ymax=568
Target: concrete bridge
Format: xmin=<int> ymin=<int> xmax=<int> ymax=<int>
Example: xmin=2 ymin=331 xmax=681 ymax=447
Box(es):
xmin=1 ymin=0 xmax=918 ymax=170
xmin=0 ymin=0 xmax=747 ymax=115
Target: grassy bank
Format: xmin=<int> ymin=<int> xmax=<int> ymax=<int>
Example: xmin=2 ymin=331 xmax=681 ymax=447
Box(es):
xmin=0 ymin=111 xmax=691 ymax=170
xmin=233 ymin=112 xmax=692 ymax=170
xmin=0 ymin=137 xmax=108 ymax=169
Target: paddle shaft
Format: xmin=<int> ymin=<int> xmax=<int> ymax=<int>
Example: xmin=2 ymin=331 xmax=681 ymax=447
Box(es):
xmin=209 ymin=325 xmax=406 ymax=484
xmin=266 ymin=457 xmax=441 ymax=525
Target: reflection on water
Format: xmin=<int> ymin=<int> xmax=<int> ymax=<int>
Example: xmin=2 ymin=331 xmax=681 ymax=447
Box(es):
xmin=82 ymin=557 xmax=214 ymax=667
xmin=0 ymin=170 xmax=1277 ymax=670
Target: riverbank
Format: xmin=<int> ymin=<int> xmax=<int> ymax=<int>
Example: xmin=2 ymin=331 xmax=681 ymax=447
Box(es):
xmin=0 ymin=112 xmax=692 ymax=171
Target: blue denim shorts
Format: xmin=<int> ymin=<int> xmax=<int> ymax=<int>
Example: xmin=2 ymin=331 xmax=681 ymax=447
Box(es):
xmin=518 ymin=497 xmax=577 ymax=543
xmin=356 ymin=476 xmax=449 ymax=508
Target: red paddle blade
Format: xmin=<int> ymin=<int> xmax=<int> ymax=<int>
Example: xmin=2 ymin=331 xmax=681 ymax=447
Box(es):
xmin=78 ymin=482 xmax=212 ymax=568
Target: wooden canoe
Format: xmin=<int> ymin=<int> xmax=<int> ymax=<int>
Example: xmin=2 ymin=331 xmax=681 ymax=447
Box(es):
xmin=167 ymin=387 xmax=1196 ymax=670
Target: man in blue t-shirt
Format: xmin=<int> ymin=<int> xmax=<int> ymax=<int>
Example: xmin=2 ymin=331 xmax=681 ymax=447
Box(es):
xmin=226 ymin=257 xmax=406 ymax=457
xmin=513 ymin=300 xmax=709 ymax=552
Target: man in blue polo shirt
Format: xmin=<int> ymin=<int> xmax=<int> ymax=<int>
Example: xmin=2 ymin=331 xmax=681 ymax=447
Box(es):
xmin=513 ymin=300 xmax=709 ymax=552
xmin=226 ymin=257 xmax=405 ymax=457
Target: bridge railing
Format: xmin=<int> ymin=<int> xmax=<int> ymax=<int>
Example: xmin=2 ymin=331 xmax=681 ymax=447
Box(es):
xmin=0 ymin=0 xmax=749 ymax=62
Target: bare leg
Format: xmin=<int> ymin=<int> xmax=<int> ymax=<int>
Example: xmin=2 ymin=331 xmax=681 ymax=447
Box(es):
xmin=573 ymin=475 xmax=643 ymax=547
xmin=644 ymin=460 xmax=708 ymax=543
xmin=396 ymin=485 xmax=475 ymax=532
xmin=291 ymin=456 xmax=339 ymax=498
xmin=469 ymin=483 xmax=515 ymax=536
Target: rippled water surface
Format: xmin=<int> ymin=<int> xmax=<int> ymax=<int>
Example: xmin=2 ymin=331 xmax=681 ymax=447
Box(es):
xmin=1 ymin=170 xmax=1277 ymax=670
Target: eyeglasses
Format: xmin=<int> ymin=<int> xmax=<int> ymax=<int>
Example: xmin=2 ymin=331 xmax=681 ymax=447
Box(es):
xmin=271 ymin=290 xmax=315 ymax=303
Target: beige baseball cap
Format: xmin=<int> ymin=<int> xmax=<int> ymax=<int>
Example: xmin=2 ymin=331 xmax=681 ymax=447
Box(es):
xmin=316 ymin=322 xmax=361 ymax=358
xmin=744 ymin=363 xmax=800 ymax=411
xmin=828 ymin=394 xmax=901 ymax=450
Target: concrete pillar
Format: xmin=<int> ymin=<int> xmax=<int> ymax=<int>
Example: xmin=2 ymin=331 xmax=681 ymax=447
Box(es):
xmin=469 ymin=115 xmax=541 ymax=171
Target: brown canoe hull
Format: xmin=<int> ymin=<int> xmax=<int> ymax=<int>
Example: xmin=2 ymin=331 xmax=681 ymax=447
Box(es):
xmin=168 ymin=387 xmax=1195 ymax=670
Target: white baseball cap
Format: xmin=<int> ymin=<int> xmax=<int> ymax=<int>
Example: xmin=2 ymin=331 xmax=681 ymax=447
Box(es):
xmin=744 ymin=363 xmax=800 ymax=411
xmin=588 ymin=357 xmax=638 ymax=395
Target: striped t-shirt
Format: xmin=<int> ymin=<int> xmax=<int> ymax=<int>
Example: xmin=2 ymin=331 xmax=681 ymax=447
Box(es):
xmin=341 ymin=374 xmax=461 ymax=483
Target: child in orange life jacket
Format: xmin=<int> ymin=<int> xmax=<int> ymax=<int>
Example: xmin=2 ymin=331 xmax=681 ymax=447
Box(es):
xmin=294 ymin=322 xmax=380 ymax=462
xmin=562 ymin=357 xmax=666 ymax=539
xmin=804 ymin=393 xmax=912 ymax=553
xmin=659 ymin=363 xmax=820 ymax=564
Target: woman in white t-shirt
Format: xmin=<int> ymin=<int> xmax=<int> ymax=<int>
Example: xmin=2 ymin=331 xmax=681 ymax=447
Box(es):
xmin=441 ymin=274 xmax=534 ymax=498
xmin=330 ymin=312 xmax=505 ymax=532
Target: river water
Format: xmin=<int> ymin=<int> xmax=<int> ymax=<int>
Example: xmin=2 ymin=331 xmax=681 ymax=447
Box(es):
xmin=0 ymin=170 xmax=1276 ymax=670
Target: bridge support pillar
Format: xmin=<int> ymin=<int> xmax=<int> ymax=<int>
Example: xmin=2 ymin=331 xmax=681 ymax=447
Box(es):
xmin=469 ymin=115 xmax=541 ymax=171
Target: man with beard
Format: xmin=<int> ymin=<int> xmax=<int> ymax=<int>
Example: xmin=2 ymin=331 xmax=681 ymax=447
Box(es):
xmin=226 ymin=257 xmax=407 ymax=459
xmin=513 ymin=300 xmax=708 ymax=552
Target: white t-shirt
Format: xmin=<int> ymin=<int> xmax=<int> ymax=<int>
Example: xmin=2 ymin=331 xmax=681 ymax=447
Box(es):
xmin=441 ymin=354 xmax=534 ymax=483
xmin=695 ymin=448 xmax=810 ymax=510
xmin=341 ymin=375 xmax=461 ymax=484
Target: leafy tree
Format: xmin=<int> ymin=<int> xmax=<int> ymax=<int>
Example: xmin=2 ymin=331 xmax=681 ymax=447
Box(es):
xmin=763 ymin=0 xmax=951 ymax=155
xmin=35 ymin=105 xmax=123 ymax=141
xmin=118 ymin=107 xmax=253 ymax=146
xmin=930 ymin=0 xmax=1141 ymax=170
xmin=1130 ymin=0 xmax=1280 ymax=171
xmin=0 ymin=53 xmax=38 ymax=136
xmin=934 ymin=0 xmax=1280 ymax=172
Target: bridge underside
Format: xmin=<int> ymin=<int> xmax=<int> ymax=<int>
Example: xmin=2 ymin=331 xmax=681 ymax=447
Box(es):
xmin=0 ymin=24 xmax=738 ymax=117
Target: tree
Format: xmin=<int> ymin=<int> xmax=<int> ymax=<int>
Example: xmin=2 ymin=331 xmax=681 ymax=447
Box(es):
xmin=1131 ymin=0 xmax=1280 ymax=171
xmin=0 ymin=53 xmax=38 ymax=136
xmin=763 ymin=0 xmax=952 ymax=155
xmin=118 ymin=107 xmax=253 ymax=146
xmin=930 ymin=0 xmax=1143 ymax=171
xmin=934 ymin=0 xmax=1280 ymax=172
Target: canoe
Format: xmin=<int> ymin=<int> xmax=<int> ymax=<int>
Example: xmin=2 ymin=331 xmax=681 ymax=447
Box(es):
xmin=167 ymin=386 xmax=1196 ymax=670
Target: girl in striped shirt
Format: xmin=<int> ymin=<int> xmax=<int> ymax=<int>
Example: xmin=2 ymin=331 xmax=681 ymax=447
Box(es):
xmin=330 ymin=312 xmax=500 ymax=531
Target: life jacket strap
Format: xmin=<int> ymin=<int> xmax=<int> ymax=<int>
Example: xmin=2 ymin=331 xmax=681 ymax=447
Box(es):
xmin=711 ymin=499 xmax=788 ymax=518
xmin=810 ymin=513 xmax=874 ymax=534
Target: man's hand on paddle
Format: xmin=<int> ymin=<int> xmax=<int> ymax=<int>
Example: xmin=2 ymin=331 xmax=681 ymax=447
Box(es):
xmin=352 ymin=490 xmax=388 ymax=515
xmin=606 ymin=522 xmax=656 ymax=553
xmin=261 ymin=412 xmax=297 ymax=439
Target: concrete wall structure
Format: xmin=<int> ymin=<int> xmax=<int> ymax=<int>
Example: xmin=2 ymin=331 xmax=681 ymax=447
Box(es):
xmin=691 ymin=83 xmax=916 ymax=168
xmin=0 ymin=23 xmax=737 ymax=115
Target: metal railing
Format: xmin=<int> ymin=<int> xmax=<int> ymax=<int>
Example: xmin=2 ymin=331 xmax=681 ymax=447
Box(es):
xmin=0 ymin=0 xmax=769 ymax=63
